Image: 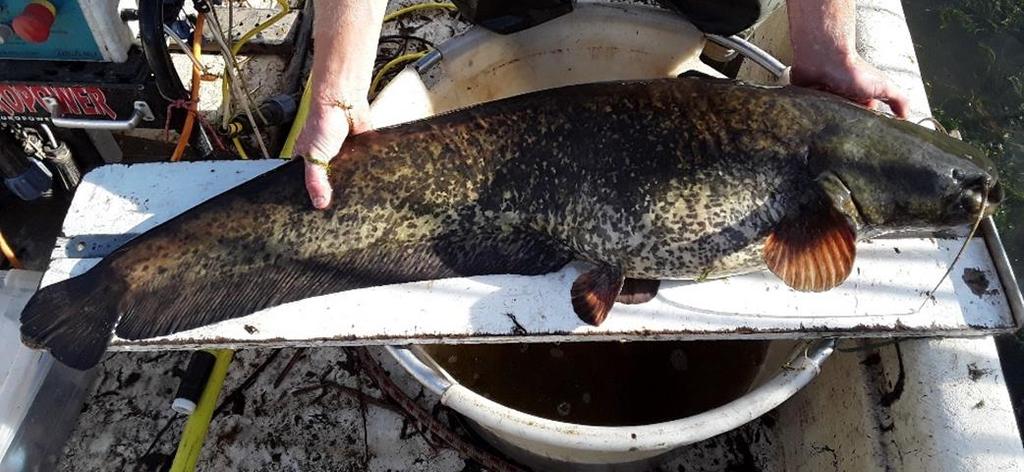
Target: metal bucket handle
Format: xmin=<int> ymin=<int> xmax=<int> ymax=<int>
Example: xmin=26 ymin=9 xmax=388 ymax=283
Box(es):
xmin=705 ymin=34 xmax=790 ymax=80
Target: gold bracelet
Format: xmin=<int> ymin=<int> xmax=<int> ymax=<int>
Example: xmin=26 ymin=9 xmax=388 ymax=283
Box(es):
xmin=330 ymin=98 xmax=357 ymax=131
xmin=298 ymin=98 xmax=358 ymax=170
xmin=302 ymin=154 xmax=331 ymax=170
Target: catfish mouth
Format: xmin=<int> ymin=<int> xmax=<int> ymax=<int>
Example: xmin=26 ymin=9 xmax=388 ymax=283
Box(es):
xmin=962 ymin=179 xmax=1003 ymax=218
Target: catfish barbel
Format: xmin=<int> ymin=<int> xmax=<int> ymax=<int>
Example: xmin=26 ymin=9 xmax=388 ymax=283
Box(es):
xmin=21 ymin=77 xmax=1002 ymax=370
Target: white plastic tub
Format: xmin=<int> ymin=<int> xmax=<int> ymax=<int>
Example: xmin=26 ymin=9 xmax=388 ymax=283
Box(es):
xmin=389 ymin=340 xmax=832 ymax=469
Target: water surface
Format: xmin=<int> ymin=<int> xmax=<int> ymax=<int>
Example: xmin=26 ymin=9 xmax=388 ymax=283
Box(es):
xmin=903 ymin=0 xmax=1024 ymax=287
xmin=423 ymin=340 xmax=770 ymax=426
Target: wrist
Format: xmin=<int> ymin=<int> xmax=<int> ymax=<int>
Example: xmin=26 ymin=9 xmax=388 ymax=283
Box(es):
xmin=788 ymin=0 xmax=858 ymax=73
xmin=307 ymin=95 xmax=371 ymax=134
xmin=793 ymin=40 xmax=856 ymax=67
xmin=312 ymin=91 xmax=369 ymax=109
xmin=792 ymin=47 xmax=859 ymax=83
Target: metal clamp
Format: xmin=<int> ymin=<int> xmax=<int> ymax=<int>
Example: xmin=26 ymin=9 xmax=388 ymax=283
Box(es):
xmin=42 ymin=97 xmax=155 ymax=131
xmin=706 ymin=34 xmax=790 ymax=81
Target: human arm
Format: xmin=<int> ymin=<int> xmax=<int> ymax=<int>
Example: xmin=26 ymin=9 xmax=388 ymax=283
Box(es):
xmin=295 ymin=0 xmax=388 ymax=209
xmin=787 ymin=0 xmax=909 ymax=118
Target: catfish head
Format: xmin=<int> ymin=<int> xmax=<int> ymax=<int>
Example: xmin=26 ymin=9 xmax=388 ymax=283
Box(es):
xmin=810 ymin=116 xmax=1002 ymax=234
xmin=763 ymin=114 xmax=1002 ymax=294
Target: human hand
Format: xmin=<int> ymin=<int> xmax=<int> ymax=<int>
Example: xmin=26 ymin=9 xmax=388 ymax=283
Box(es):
xmin=790 ymin=52 xmax=910 ymax=118
xmin=294 ymin=99 xmax=371 ymax=209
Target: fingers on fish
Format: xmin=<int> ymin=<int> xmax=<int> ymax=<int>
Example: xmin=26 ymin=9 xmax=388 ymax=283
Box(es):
xmin=763 ymin=202 xmax=856 ymax=292
xmin=571 ymin=265 xmax=626 ymax=326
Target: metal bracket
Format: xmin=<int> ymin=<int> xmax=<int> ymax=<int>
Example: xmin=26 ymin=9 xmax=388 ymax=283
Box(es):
xmin=41 ymin=97 xmax=155 ymax=131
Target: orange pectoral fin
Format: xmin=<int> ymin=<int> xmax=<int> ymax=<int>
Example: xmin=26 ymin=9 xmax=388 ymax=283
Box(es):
xmin=764 ymin=202 xmax=856 ymax=292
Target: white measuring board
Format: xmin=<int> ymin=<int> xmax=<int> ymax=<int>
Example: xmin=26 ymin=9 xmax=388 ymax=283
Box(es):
xmin=38 ymin=160 xmax=1019 ymax=351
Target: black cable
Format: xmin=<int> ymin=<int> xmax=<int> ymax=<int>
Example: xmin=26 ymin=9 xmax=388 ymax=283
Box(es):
xmin=375 ymin=43 xmax=409 ymax=70
xmin=373 ymin=34 xmax=434 ymax=84
xmin=378 ymin=34 xmax=437 ymax=49
xmin=136 ymin=412 xmax=182 ymax=471
xmin=212 ymin=349 xmax=282 ymax=419
xmin=139 ymin=0 xmax=221 ymax=159
xmin=138 ymin=0 xmax=188 ymax=101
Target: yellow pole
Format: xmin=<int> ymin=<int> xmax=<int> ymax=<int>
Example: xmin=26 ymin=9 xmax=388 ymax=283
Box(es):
xmin=169 ymin=349 xmax=234 ymax=472
xmin=280 ymin=74 xmax=313 ymax=159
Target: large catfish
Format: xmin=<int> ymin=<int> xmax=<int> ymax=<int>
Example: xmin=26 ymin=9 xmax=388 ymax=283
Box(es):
xmin=21 ymin=77 xmax=1002 ymax=370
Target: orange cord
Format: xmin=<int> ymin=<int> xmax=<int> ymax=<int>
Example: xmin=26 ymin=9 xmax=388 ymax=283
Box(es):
xmin=171 ymin=14 xmax=205 ymax=162
xmin=0 ymin=228 xmax=23 ymax=269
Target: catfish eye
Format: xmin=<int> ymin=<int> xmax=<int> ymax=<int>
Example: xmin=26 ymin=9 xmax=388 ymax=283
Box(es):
xmin=959 ymin=173 xmax=988 ymax=194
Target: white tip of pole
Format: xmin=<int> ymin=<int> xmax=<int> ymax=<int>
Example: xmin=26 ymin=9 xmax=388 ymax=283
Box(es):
xmin=171 ymin=397 xmax=197 ymax=415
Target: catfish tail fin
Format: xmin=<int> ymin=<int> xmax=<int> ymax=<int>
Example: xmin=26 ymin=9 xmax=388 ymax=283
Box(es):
xmin=20 ymin=267 xmax=123 ymax=370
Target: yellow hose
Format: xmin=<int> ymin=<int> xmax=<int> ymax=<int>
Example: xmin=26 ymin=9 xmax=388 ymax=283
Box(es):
xmin=220 ymin=0 xmax=291 ymax=130
xmin=280 ymin=74 xmax=312 ymax=159
xmin=232 ymin=137 xmax=249 ymax=159
xmin=370 ymin=51 xmax=428 ymax=97
xmin=232 ymin=0 xmax=292 ymax=56
xmin=169 ymin=349 xmax=234 ymax=472
xmin=383 ymin=2 xmax=456 ymax=22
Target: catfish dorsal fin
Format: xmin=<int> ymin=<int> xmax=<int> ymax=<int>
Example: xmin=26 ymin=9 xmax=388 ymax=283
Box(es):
xmin=763 ymin=201 xmax=856 ymax=292
xmin=571 ymin=266 xmax=625 ymax=326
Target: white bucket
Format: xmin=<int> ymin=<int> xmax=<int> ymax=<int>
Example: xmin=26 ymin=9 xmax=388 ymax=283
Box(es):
xmin=389 ymin=340 xmax=832 ymax=470
xmin=368 ymin=2 xmax=832 ymax=469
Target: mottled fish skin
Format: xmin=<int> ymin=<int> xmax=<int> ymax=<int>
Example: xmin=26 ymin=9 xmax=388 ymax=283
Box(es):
xmin=20 ymin=77 xmax=1000 ymax=369
xmin=116 ymin=80 xmax=821 ymax=289
xmin=341 ymin=78 xmax=828 ymax=280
